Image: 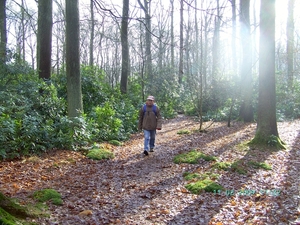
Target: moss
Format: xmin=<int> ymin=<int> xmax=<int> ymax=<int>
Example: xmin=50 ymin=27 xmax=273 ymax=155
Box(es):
xmin=108 ymin=140 xmax=122 ymax=146
xmin=86 ymin=148 xmax=114 ymax=160
xmin=185 ymin=179 xmax=224 ymax=194
xmin=183 ymin=172 xmax=201 ymax=181
xmin=212 ymin=161 xmax=232 ymax=171
xmin=249 ymin=134 xmax=286 ymax=150
xmin=0 ymin=192 xmax=32 ymax=219
xmin=231 ymin=161 xmax=247 ymax=174
xmin=236 ymin=141 xmax=251 ymax=151
xmin=173 ymin=150 xmax=217 ymax=164
xmin=248 ymin=161 xmax=272 ymax=170
xmin=0 ymin=207 xmax=20 ymax=225
xmin=33 ymin=189 xmax=63 ymax=206
xmin=0 ymin=192 xmax=47 ymax=225
xmin=177 ymin=130 xmax=191 ymax=135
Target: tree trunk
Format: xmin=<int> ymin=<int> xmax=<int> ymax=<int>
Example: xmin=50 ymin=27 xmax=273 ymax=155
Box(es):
xmin=0 ymin=0 xmax=7 ymax=64
xmin=89 ymin=0 xmax=94 ymax=66
xmin=170 ymin=0 xmax=174 ymax=71
xmin=231 ymin=0 xmax=237 ymax=78
xmin=239 ymin=0 xmax=253 ymax=122
xmin=37 ymin=0 xmax=53 ymax=80
xmin=211 ymin=0 xmax=220 ymax=86
xmin=251 ymin=0 xmax=284 ymax=148
xmin=178 ymin=0 xmax=183 ymax=85
xmin=287 ymin=0 xmax=295 ymax=90
xmin=66 ymin=0 xmax=83 ymax=117
xmin=120 ymin=0 xmax=129 ymax=94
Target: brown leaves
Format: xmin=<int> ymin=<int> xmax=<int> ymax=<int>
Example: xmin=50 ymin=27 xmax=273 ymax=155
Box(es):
xmin=0 ymin=118 xmax=299 ymax=224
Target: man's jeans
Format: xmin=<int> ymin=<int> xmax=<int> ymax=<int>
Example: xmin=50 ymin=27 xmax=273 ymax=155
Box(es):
xmin=143 ymin=130 xmax=156 ymax=151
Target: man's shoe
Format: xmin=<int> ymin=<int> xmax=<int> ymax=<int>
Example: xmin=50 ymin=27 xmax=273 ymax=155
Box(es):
xmin=144 ymin=150 xmax=149 ymax=156
xmin=150 ymin=148 xmax=154 ymax=152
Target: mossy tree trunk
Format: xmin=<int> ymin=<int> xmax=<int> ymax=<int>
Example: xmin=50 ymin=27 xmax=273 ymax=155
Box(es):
xmin=0 ymin=192 xmax=31 ymax=219
xmin=251 ymin=0 xmax=285 ymax=149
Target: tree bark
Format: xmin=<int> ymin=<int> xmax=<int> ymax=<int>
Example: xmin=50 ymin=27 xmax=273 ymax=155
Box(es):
xmin=251 ymin=0 xmax=284 ymax=148
xmin=0 ymin=0 xmax=7 ymax=63
xmin=239 ymin=0 xmax=253 ymax=122
xmin=89 ymin=0 xmax=94 ymax=66
xmin=120 ymin=0 xmax=129 ymax=94
xmin=178 ymin=0 xmax=183 ymax=85
xmin=37 ymin=0 xmax=53 ymax=80
xmin=287 ymin=0 xmax=295 ymax=90
xmin=66 ymin=0 xmax=83 ymax=117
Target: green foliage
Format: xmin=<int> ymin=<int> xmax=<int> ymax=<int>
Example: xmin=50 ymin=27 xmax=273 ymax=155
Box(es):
xmin=86 ymin=148 xmax=114 ymax=160
xmin=33 ymin=189 xmax=63 ymax=206
xmin=173 ymin=150 xmax=217 ymax=164
xmin=90 ymin=103 xmax=123 ymax=141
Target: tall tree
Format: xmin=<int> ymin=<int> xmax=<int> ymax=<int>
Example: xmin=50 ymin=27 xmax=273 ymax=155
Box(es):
xmin=0 ymin=0 xmax=6 ymax=63
xmin=120 ymin=0 xmax=129 ymax=94
xmin=178 ymin=0 xmax=183 ymax=84
xmin=138 ymin=0 xmax=152 ymax=90
xmin=230 ymin=0 xmax=237 ymax=77
xmin=287 ymin=0 xmax=295 ymax=90
xmin=239 ymin=0 xmax=253 ymax=122
xmin=66 ymin=0 xmax=83 ymax=117
xmin=211 ymin=0 xmax=220 ymax=85
xmin=37 ymin=0 xmax=53 ymax=80
xmin=89 ymin=0 xmax=94 ymax=66
xmin=251 ymin=0 xmax=284 ymax=148
xmin=170 ymin=0 xmax=174 ymax=71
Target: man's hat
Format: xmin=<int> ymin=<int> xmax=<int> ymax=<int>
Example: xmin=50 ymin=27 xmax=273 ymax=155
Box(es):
xmin=147 ymin=96 xmax=155 ymax=101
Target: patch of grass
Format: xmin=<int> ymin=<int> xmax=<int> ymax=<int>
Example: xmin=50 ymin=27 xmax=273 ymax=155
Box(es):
xmin=32 ymin=189 xmax=63 ymax=206
xmin=86 ymin=148 xmax=114 ymax=160
xmin=108 ymin=140 xmax=122 ymax=146
xmin=231 ymin=161 xmax=247 ymax=174
xmin=177 ymin=130 xmax=191 ymax=135
xmin=185 ymin=179 xmax=224 ymax=194
xmin=173 ymin=150 xmax=217 ymax=164
xmin=212 ymin=161 xmax=232 ymax=171
xmin=248 ymin=161 xmax=272 ymax=170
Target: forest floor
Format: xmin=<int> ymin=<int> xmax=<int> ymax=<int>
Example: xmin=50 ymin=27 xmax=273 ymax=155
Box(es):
xmin=0 ymin=116 xmax=299 ymax=225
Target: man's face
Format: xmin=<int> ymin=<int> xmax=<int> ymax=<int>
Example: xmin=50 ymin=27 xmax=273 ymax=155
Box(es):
xmin=146 ymin=99 xmax=154 ymax=106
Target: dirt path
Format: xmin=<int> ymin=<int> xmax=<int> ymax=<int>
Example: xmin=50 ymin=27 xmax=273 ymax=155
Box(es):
xmin=0 ymin=116 xmax=299 ymax=224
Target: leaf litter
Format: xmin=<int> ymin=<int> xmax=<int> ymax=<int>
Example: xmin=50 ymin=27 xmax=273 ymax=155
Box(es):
xmin=0 ymin=116 xmax=299 ymax=224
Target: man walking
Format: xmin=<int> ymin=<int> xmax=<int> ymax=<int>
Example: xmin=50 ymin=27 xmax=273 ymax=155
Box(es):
xmin=138 ymin=96 xmax=162 ymax=155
